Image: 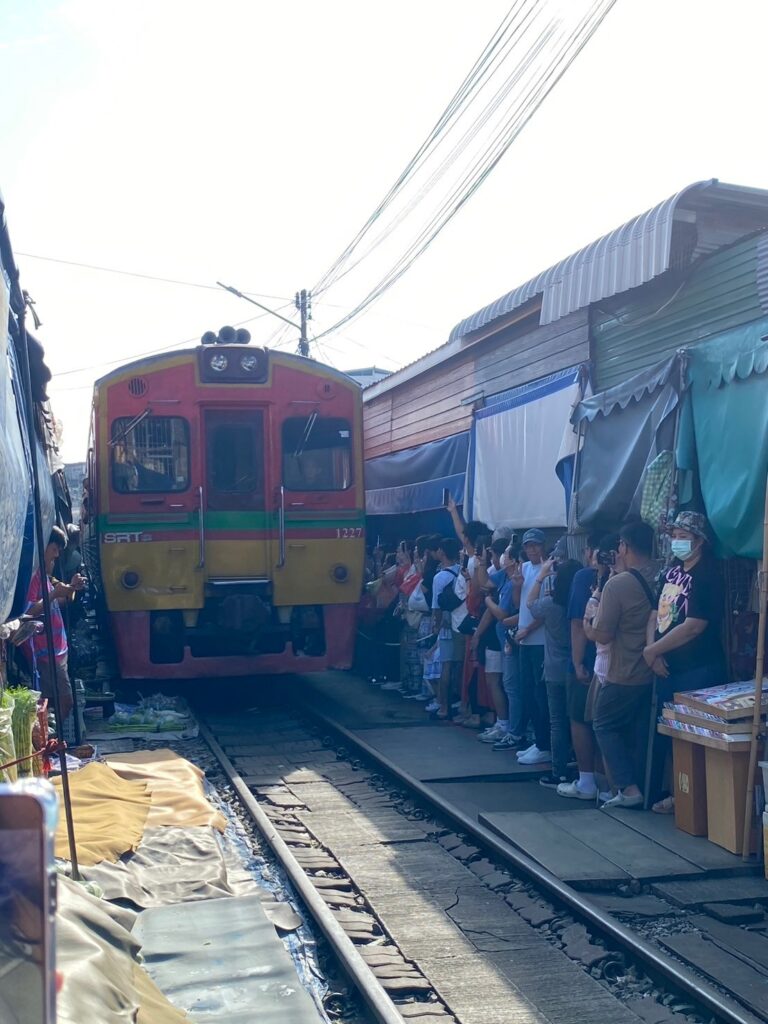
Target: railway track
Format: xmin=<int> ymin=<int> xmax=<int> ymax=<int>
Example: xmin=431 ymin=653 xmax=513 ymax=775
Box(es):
xmin=195 ymin=698 xmax=765 ymax=1024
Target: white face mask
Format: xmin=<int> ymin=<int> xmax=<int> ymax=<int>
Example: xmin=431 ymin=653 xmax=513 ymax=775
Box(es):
xmin=671 ymin=538 xmax=694 ymax=560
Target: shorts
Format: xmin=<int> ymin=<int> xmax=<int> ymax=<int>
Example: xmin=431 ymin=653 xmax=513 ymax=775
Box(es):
xmin=440 ymin=631 xmax=466 ymax=664
xmin=484 ymin=648 xmax=503 ymax=674
xmin=566 ymin=670 xmax=590 ymax=723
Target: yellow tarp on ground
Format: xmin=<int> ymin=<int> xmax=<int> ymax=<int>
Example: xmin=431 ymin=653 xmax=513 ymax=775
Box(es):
xmin=105 ymin=748 xmax=227 ymax=833
xmin=52 ymin=761 xmax=150 ymax=866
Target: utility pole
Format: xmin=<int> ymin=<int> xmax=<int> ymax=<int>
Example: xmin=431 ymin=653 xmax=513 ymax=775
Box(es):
xmin=216 ymin=281 xmax=312 ymax=357
xmin=295 ymin=289 xmax=311 ymax=357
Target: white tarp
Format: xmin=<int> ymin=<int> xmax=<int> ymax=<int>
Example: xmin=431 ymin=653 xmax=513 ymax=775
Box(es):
xmin=471 ymin=368 xmax=580 ymax=529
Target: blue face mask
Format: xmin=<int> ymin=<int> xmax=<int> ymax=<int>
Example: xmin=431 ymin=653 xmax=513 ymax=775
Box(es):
xmin=671 ymin=539 xmax=693 ymax=561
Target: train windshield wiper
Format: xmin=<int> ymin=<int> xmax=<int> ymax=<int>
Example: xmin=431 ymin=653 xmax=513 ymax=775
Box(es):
xmin=108 ymin=408 xmax=151 ymax=447
xmin=293 ymin=411 xmax=318 ymax=459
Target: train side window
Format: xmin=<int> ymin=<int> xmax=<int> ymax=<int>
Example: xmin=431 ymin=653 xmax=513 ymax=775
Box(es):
xmin=282 ymin=416 xmax=352 ymax=491
xmin=111 ymin=416 xmax=189 ymax=493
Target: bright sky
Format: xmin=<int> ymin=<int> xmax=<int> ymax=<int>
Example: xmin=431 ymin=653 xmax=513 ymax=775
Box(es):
xmin=2 ymin=0 xmax=767 ymax=462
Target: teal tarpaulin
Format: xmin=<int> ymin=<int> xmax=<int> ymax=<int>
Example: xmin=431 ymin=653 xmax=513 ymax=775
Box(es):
xmin=677 ymin=318 xmax=768 ymax=558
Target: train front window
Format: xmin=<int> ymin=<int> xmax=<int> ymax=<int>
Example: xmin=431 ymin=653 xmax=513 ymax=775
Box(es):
xmin=205 ymin=410 xmax=265 ymax=510
xmin=282 ymin=416 xmax=352 ymax=491
xmin=111 ymin=416 xmax=189 ymax=493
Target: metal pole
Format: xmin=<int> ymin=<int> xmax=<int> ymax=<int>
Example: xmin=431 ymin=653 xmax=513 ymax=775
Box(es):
xmin=297 ymin=289 xmax=310 ymax=357
xmin=15 ymin=302 xmax=80 ymax=880
xmin=741 ymin=472 xmax=768 ymax=860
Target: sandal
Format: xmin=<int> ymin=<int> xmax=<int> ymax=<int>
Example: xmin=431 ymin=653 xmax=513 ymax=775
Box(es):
xmin=652 ymin=796 xmax=675 ymax=814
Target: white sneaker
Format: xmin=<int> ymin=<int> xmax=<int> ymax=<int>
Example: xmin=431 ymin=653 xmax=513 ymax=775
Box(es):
xmin=556 ymin=780 xmax=597 ymax=801
xmin=425 ymin=700 xmax=439 ymax=713
xmin=600 ymin=790 xmax=643 ymax=809
xmin=517 ymin=746 xmax=551 ymax=765
xmin=478 ymin=723 xmax=507 ymax=744
xmin=515 ymin=743 xmax=536 ymax=760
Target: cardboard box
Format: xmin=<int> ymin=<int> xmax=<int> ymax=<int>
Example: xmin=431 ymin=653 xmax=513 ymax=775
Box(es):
xmin=671 ymin=735 xmax=707 ymax=836
xmin=705 ymin=745 xmax=753 ymax=855
xmin=657 ymin=723 xmax=754 ymax=854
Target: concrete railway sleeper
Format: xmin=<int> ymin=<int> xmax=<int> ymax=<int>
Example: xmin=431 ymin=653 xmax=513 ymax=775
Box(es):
xmin=196 ymin=707 xmax=764 ymax=1024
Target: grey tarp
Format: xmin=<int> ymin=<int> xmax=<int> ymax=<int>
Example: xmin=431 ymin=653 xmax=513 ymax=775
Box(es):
xmin=572 ymin=357 xmax=680 ymax=527
xmin=134 ymin=894 xmax=321 ymax=1024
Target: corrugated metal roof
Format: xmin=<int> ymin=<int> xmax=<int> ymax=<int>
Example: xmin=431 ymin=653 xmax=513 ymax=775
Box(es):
xmin=449 ymin=179 xmax=768 ymax=341
xmin=364 ymin=179 xmax=768 ymax=403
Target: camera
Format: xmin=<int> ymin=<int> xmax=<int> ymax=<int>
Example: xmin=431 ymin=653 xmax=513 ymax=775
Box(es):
xmin=597 ymin=550 xmax=616 ymax=566
xmin=505 ymin=625 xmax=519 ymax=644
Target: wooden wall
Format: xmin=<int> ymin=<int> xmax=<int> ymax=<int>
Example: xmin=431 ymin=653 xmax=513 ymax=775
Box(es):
xmin=363 ymin=307 xmax=589 ymax=460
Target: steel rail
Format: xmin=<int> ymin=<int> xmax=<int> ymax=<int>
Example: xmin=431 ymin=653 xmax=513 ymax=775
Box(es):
xmin=197 ymin=720 xmax=405 ymax=1024
xmin=305 ymin=705 xmax=763 ymax=1024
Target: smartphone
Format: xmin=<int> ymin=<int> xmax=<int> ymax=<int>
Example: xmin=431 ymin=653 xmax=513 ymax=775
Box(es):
xmin=0 ymin=780 xmax=59 ymax=1023
xmin=442 ymin=488 xmax=450 ymax=507
xmin=597 ymin=550 xmax=616 ymax=567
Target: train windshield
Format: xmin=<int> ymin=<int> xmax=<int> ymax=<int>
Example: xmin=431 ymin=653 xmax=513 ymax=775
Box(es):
xmin=282 ymin=416 xmax=352 ymax=491
xmin=110 ymin=416 xmax=189 ymax=492
xmin=205 ymin=409 xmax=265 ymax=510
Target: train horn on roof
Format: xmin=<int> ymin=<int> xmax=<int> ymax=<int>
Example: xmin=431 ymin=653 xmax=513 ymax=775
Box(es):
xmin=200 ymin=331 xmax=218 ymax=345
xmin=235 ymin=328 xmax=251 ymax=345
xmin=217 ymin=325 xmax=237 ymax=344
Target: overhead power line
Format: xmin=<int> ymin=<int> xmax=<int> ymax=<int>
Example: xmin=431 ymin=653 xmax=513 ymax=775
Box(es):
xmin=52 ymin=305 xmax=293 ymax=380
xmin=16 ymin=251 xmax=288 ymax=301
xmin=307 ymin=0 xmax=618 ymax=344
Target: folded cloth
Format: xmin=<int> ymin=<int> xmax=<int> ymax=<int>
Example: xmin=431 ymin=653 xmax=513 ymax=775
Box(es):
xmin=51 ymin=761 xmax=150 ymax=865
xmin=104 ymin=749 xmax=226 ymax=833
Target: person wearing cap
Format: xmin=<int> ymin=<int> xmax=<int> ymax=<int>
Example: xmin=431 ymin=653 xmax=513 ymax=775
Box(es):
xmin=643 ymin=511 xmax=725 ymax=809
xmin=643 ymin=512 xmax=724 ymax=685
xmin=513 ymin=528 xmax=551 ymax=766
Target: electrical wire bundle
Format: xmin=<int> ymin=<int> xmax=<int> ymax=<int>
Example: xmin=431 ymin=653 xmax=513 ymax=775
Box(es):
xmin=286 ymin=0 xmax=617 ymax=348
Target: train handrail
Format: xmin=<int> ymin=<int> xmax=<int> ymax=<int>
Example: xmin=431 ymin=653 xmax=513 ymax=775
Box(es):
xmin=197 ymin=485 xmax=205 ymax=568
xmin=277 ymin=484 xmax=286 ymax=568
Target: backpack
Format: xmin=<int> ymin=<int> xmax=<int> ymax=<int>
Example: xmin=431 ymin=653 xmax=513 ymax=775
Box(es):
xmin=436 ymin=569 xmax=463 ymax=612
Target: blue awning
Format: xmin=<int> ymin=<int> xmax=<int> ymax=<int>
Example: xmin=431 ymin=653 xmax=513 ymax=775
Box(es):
xmin=365 ymin=431 xmax=469 ymax=515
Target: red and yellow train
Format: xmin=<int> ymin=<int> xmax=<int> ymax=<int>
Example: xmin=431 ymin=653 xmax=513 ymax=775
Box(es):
xmin=82 ymin=340 xmax=365 ymax=678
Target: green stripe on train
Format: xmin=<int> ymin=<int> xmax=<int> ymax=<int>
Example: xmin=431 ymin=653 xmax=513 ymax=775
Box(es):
xmin=97 ymin=511 xmax=365 ymax=532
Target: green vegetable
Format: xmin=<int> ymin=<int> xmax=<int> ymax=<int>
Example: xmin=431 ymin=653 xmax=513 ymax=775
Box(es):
xmin=7 ymin=687 xmax=40 ymax=778
xmin=0 ymin=700 xmax=17 ymax=783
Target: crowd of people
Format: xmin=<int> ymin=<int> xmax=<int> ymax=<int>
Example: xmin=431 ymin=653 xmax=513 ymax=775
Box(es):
xmin=363 ymin=503 xmax=725 ymax=812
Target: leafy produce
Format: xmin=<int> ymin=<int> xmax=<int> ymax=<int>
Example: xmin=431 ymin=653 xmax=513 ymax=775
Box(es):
xmin=0 ymin=692 xmax=17 ymax=783
xmin=7 ymin=687 xmax=40 ymax=778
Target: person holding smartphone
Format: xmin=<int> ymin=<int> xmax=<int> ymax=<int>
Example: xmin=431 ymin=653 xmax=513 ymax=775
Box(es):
xmin=24 ymin=527 xmax=86 ymax=726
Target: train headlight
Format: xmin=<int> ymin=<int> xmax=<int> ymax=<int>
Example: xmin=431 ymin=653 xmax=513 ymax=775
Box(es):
xmin=331 ymin=564 xmax=349 ymax=583
xmin=240 ymin=352 xmax=260 ymax=372
xmin=121 ymin=570 xmax=140 ymax=589
xmin=209 ymin=352 xmax=229 ymax=372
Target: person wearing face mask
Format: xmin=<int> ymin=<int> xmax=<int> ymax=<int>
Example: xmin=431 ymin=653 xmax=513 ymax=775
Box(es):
xmin=643 ymin=511 xmax=725 ymax=810
xmin=643 ymin=512 xmax=725 ymax=687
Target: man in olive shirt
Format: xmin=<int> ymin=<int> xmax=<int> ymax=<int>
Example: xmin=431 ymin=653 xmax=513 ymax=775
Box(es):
xmin=586 ymin=521 xmax=657 ymax=809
